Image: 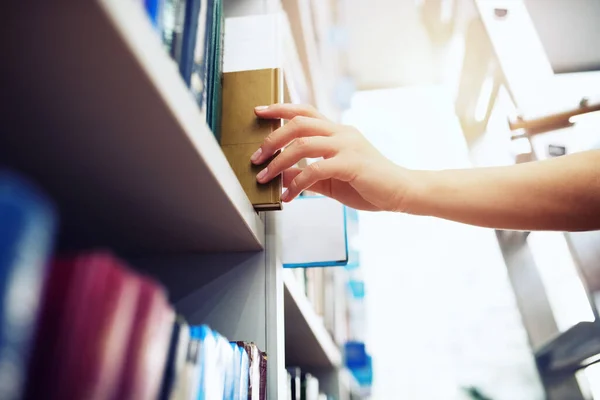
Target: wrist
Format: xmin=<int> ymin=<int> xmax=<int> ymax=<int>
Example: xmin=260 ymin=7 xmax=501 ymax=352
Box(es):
xmin=397 ymin=169 xmax=437 ymax=216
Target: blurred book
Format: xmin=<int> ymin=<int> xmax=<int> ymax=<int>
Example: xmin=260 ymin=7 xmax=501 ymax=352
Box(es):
xmin=302 ymin=372 xmax=320 ymax=400
xmin=0 ymin=172 xmax=56 ymax=400
xmin=236 ymin=341 xmax=268 ymax=400
xmin=118 ymin=274 xmax=175 ymax=399
xmin=26 ymin=253 xmax=146 ymax=399
xmin=287 ymin=367 xmax=301 ymax=400
xmin=160 ymin=317 xmax=190 ymax=400
xmin=286 ymin=368 xmax=328 ymax=400
xmin=0 ymin=169 xmax=267 ymax=399
xmin=161 ymin=0 xmax=186 ymax=62
xmin=148 ymin=0 xmax=224 ymax=139
xmin=179 ymin=0 xmax=224 ymax=139
xmin=280 ymin=196 xmax=348 ymax=267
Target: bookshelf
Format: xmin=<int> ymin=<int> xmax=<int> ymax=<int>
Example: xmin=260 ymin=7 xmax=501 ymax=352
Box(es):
xmin=0 ymin=0 xmax=264 ymax=253
xmin=0 ymin=0 xmax=358 ymax=398
xmin=284 ymin=269 xmax=343 ymax=368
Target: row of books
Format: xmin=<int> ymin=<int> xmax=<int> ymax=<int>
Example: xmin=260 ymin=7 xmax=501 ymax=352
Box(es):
xmin=144 ymin=0 xmax=224 ymax=139
xmin=291 ymin=267 xmax=350 ymax=346
xmin=290 ymin=264 xmax=369 ymax=347
xmin=286 ymin=368 xmax=328 ymax=400
xmin=0 ymin=171 xmax=266 ymax=399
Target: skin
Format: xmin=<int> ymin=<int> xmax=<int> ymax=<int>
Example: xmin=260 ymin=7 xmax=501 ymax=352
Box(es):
xmin=251 ymin=104 xmax=600 ymax=232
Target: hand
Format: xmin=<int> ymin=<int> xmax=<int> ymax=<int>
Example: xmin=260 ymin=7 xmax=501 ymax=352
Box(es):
xmin=250 ymin=104 xmax=416 ymax=212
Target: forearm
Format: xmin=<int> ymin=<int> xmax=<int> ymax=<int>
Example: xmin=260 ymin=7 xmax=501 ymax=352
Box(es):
xmin=408 ymin=150 xmax=600 ymax=232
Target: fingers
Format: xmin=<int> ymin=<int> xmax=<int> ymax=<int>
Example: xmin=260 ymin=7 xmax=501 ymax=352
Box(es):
xmin=251 ymin=116 xmax=337 ymax=165
xmin=282 ymin=158 xmax=352 ymax=202
xmin=254 ymin=104 xmax=326 ymax=121
xmin=282 ymin=167 xmax=329 ymax=194
xmin=256 ymin=137 xmax=337 ymax=184
xmin=282 ymin=168 xmax=302 ymax=187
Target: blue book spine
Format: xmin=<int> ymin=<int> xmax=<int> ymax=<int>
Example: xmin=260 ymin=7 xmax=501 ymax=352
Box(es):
xmin=145 ymin=0 xmax=165 ymax=31
xmin=191 ymin=0 xmax=210 ymax=112
xmin=0 ymin=171 xmax=56 ymax=399
xmin=179 ymin=0 xmax=202 ymax=86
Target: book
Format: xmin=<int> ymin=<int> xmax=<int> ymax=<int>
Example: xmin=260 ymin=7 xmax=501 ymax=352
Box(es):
xmin=301 ymin=372 xmax=320 ymax=400
xmin=179 ymin=0 xmax=206 ymax=86
xmin=25 ymin=253 xmax=141 ymax=400
xmin=172 ymin=337 xmax=202 ymax=400
xmin=220 ymin=68 xmax=283 ymax=211
xmin=161 ymin=0 xmax=186 ymax=62
xmin=236 ymin=341 xmax=266 ymax=399
xmin=0 ymin=172 xmax=56 ymax=400
xmin=221 ymin=14 xmax=285 ymax=211
xmin=238 ymin=344 xmax=249 ymax=400
xmin=280 ymin=196 xmax=348 ymax=267
xmin=117 ymin=275 xmax=175 ymax=400
xmin=145 ymin=0 xmax=165 ymax=32
xmin=287 ymin=367 xmax=302 ymax=400
xmin=160 ymin=317 xmax=190 ymax=400
xmin=178 ymin=0 xmax=224 ymax=140
xmin=205 ymin=0 xmax=224 ymax=140
xmin=286 ymin=371 xmax=293 ymax=400
xmin=192 ymin=325 xmax=226 ymax=399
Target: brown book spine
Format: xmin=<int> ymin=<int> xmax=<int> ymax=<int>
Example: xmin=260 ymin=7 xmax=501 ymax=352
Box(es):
xmin=220 ymin=68 xmax=283 ymax=211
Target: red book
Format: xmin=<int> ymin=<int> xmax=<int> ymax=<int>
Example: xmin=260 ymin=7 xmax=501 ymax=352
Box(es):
xmin=25 ymin=252 xmax=143 ymax=400
xmin=116 ymin=275 xmax=175 ymax=400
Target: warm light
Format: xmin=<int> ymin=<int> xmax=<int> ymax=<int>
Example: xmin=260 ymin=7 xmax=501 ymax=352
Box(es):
xmin=474 ymin=76 xmax=494 ymax=122
xmin=510 ymin=137 xmax=532 ymax=155
xmin=527 ymin=232 xmax=594 ymax=331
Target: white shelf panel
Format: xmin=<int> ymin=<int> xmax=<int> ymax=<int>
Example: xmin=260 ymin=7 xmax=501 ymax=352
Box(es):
xmin=283 ymin=269 xmax=342 ymax=368
xmin=0 ymin=1 xmax=264 ymax=253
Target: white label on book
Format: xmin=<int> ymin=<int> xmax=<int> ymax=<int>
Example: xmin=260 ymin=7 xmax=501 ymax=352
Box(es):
xmin=223 ymin=14 xmax=283 ymax=73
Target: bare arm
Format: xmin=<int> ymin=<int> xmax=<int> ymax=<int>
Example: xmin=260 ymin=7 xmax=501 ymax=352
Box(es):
xmin=410 ymin=150 xmax=600 ymax=231
xmin=254 ymin=104 xmax=600 ymax=232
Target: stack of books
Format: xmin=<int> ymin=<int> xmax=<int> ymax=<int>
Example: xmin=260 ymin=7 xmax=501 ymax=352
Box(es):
xmin=286 ymin=367 xmax=328 ymax=400
xmin=0 ymin=170 xmax=267 ymax=399
xmin=289 ymin=266 xmax=351 ymax=347
xmin=144 ymin=0 xmax=225 ymax=140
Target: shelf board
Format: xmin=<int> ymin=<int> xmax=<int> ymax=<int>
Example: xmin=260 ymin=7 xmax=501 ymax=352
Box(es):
xmin=284 ymin=269 xmax=342 ymax=368
xmin=0 ymin=1 xmax=264 ymax=253
xmin=536 ymin=321 xmax=600 ymax=376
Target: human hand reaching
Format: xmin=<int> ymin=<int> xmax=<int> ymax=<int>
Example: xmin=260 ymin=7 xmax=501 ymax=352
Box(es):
xmin=251 ymin=104 xmax=417 ymax=212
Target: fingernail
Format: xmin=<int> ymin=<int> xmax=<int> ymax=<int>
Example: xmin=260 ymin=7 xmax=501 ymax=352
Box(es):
xmin=281 ymin=190 xmax=290 ymax=201
xmin=256 ymin=168 xmax=268 ymax=181
xmin=255 ymin=105 xmax=269 ymax=111
xmin=250 ymin=148 xmax=262 ymax=163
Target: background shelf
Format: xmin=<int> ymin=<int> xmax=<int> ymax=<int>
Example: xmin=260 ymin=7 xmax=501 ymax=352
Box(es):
xmin=0 ymin=0 xmax=264 ymax=253
xmin=284 ymin=269 xmax=343 ymax=368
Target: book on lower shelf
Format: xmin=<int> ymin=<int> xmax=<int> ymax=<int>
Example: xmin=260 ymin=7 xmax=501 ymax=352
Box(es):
xmin=286 ymin=367 xmax=328 ymax=400
xmin=0 ymin=171 xmax=56 ymax=400
xmin=0 ymin=170 xmax=268 ymax=398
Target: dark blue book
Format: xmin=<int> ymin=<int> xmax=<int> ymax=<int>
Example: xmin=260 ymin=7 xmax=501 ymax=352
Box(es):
xmin=179 ymin=0 xmax=209 ymax=88
xmin=159 ymin=317 xmax=190 ymax=400
xmin=0 ymin=171 xmax=56 ymax=399
xmin=161 ymin=0 xmax=186 ymax=62
xmin=206 ymin=0 xmax=224 ymax=141
xmin=145 ymin=0 xmax=165 ymax=32
xmin=179 ymin=0 xmax=224 ymax=141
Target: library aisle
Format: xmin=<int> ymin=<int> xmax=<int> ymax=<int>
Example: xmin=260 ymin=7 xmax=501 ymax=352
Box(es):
xmin=344 ymin=87 xmax=544 ymax=399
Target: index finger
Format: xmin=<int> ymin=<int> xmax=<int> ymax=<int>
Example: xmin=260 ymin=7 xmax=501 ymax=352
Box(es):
xmin=251 ymin=116 xmax=337 ymax=164
xmin=254 ymin=103 xmax=327 ymax=121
